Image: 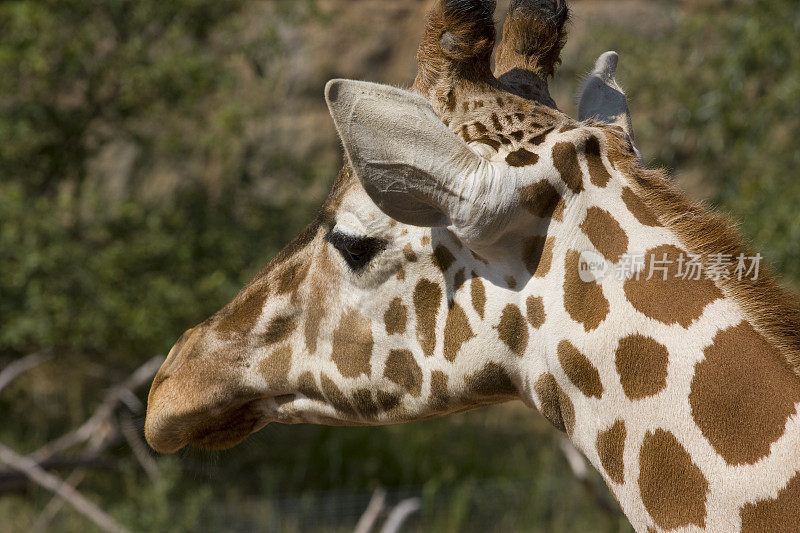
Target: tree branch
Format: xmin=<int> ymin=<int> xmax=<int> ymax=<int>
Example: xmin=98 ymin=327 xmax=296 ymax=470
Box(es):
xmin=559 ymin=437 xmax=622 ymax=517
xmin=0 ymin=443 xmax=127 ymax=533
xmin=0 ymin=353 xmax=52 ymax=394
xmin=23 ymin=356 xmax=164 ymax=530
xmin=31 ymin=355 xmax=164 ymax=463
xmin=380 ymin=497 xmax=421 ymax=533
xmin=119 ymin=411 xmax=160 ymax=481
xmin=355 ymin=487 xmax=386 ymax=533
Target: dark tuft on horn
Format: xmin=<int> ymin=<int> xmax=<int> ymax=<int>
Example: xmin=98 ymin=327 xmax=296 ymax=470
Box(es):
xmin=414 ymin=0 xmax=497 ymax=106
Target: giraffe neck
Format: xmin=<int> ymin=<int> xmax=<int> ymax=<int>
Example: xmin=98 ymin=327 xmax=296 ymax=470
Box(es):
xmin=499 ymin=126 xmax=800 ymax=532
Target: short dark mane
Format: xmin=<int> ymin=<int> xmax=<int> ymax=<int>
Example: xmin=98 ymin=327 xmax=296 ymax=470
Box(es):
xmin=604 ymin=129 xmax=800 ymax=377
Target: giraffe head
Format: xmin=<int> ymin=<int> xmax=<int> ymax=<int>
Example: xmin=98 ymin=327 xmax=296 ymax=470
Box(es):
xmin=143 ymin=0 xmax=626 ymax=454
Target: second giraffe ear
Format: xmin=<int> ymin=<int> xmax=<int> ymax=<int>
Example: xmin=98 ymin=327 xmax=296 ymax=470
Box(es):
xmin=578 ymin=52 xmax=636 ymax=137
xmin=325 ymin=79 xmax=515 ymax=243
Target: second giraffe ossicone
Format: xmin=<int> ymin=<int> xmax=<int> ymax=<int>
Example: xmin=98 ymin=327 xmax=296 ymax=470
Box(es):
xmin=144 ymin=1 xmax=800 ymax=531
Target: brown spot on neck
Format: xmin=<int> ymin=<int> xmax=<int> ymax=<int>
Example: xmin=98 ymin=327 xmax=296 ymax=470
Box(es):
xmin=471 ymin=277 xmax=486 ymax=319
xmin=580 ymin=207 xmax=628 ymax=263
xmin=465 ymin=362 xmax=516 ymax=398
xmin=377 ymin=390 xmax=401 ymax=412
xmin=585 ymin=135 xmax=612 ymax=187
xmin=413 ymin=279 xmax=443 ymax=356
xmin=496 ymin=304 xmax=529 ymax=356
xmin=506 ymin=147 xmax=539 ymax=167
xmin=557 ymin=340 xmax=603 ymax=398
xmin=518 ymin=181 xmax=565 ymax=222
xmin=490 ymin=112 xmax=503 ymax=131
xmin=689 ymin=322 xmax=800 ymax=465
xmin=534 ymin=373 xmax=574 ymax=435
xmin=622 ymin=187 xmax=661 ymax=227
xmin=331 ymin=310 xmax=374 ymax=379
xmin=352 ymin=389 xmax=381 ymax=418
xmin=639 ymin=429 xmax=708 ymax=530
xmin=623 ymin=245 xmax=723 ymax=327
xmin=740 ymin=470 xmax=800 ymax=532
xmin=522 ymin=235 xmax=555 ymax=278
xmin=552 ymin=141 xmax=584 ymax=194
xmin=475 ymin=136 xmax=501 ymax=150
xmin=443 ymin=303 xmax=475 ymax=362
xmin=563 ymin=250 xmax=610 ymax=331
xmin=453 ymin=269 xmax=466 ymax=294
xmin=615 ymin=335 xmax=669 ymax=400
xmin=472 ymin=121 xmax=488 ymax=135
xmin=277 ymin=260 xmax=310 ymax=295
xmin=529 ymin=126 xmax=555 ymax=146
xmin=434 ymin=244 xmax=456 ymax=272
xmin=525 ymin=295 xmax=545 ymax=328
xmin=596 ymin=420 xmax=626 ymax=485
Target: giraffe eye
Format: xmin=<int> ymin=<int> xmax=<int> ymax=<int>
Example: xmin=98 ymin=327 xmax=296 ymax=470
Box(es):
xmin=326 ymin=231 xmax=386 ymax=271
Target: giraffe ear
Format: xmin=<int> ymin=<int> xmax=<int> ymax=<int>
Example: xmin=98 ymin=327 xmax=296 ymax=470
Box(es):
xmin=578 ymin=52 xmax=637 ymax=138
xmin=325 ymin=79 xmax=513 ymax=240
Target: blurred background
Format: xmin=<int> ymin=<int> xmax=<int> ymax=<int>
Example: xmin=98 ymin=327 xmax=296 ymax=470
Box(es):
xmin=1 ymin=0 xmax=798 ymax=531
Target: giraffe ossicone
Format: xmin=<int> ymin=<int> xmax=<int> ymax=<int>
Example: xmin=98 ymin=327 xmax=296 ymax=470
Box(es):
xmin=144 ymin=1 xmax=800 ymax=531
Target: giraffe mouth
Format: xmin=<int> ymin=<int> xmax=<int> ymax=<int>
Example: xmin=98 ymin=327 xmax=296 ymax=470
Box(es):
xmin=147 ymin=395 xmax=295 ymax=453
xmin=185 ymin=395 xmax=303 ymax=451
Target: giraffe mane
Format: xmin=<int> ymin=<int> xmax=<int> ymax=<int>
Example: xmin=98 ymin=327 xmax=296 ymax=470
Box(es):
xmin=604 ymin=129 xmax=800 ymax=377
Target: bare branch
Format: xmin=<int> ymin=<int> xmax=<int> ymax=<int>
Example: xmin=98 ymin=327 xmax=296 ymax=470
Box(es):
xmin=0 ymin=442 xmax=127 ymax=533
xmin=559 ymin=437 xmax=622 ymax=517
xmin=119 ymin=411 xmax=160 ymax=481
xmin=32 ymin=470 xmax=88 ymax=533
xmin=23 ymin=356 xmax=163 ymax=530
xmin=558 ymin=437 xmax=588 ymax=480
xmin=355 ymin=487 xmax=386 ymax=533
xmin=32 ymin=355 xmax=164 ymax=463
xmin=380 ymin=497 xmax=421 ymax=533
xmin=0 ymin=353 xmax=52 ymax=394
xmin=30 ymin=421 xmax=121 ymax=530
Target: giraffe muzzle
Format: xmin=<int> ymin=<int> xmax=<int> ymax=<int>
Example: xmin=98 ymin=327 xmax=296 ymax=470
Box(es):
xmin=144 ymin=326 xmax=279 ymax=453
xmin=145 ymin=394 xmax=274 ymax=453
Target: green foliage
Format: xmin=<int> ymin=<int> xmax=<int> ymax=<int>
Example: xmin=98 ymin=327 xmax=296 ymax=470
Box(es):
xmin=0 ymin=0 xmax=246 ymax=193
xmin=0 ymin=181 xmax=309 ymax=361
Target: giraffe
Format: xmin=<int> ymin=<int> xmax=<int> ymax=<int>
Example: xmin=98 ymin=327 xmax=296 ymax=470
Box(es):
xmin=144 ymin=1 xmax=800 ymax=531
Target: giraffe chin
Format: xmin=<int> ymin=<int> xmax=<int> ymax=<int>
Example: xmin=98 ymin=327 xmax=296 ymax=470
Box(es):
xmin=146 ymin=397 xmax=277 ymax=454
